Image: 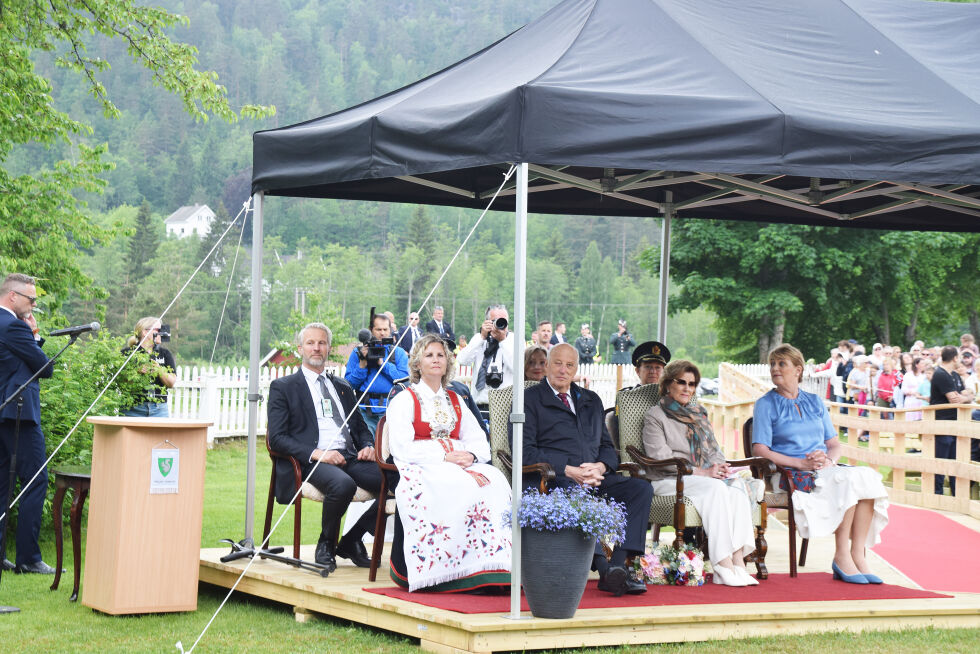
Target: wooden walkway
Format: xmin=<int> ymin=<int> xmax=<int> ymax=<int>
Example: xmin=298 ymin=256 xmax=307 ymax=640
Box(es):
xmin=200 ymin=530 xmax=980 ymax=653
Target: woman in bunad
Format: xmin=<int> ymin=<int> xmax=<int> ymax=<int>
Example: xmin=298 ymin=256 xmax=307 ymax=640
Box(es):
xmin=753 ymin=344 xmax=889 ymax=584
xmin=385 ymin=334 xmax=511 ymax=592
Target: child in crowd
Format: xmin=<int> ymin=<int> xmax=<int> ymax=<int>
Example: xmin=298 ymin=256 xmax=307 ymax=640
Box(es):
xmin=917 ymin=364 xmax=934 ymax=417
xmin=874 ymin=359 xmax=898 ymax=420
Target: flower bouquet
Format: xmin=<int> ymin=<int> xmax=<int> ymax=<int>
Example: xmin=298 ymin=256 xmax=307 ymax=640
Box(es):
xmin=631 ymin=544 xmax=712 ymax=586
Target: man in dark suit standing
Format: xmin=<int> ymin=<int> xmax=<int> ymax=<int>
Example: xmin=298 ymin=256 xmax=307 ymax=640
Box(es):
xmin=512 ymin=343 xmax=652 ymax=596
xmin=0 ymin=273 xmax=55 ymax=574
xmin=549 ymin=322 xmax=568 ymax=345
xmin=425 ymin=305 xmax=455 ymax=342
xmin=267 ymin=322 xmax=382 ymax=573
xmin=397 ymin=311 xmax=422 ymax=355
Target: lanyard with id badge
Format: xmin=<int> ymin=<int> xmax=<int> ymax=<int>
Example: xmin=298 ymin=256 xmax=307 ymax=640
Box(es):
xmin=320 ymin=396 xmax=334 ymax=419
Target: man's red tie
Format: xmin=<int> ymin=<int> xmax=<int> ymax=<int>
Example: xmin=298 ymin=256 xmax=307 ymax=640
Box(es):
xmin=558 ymin=392 xmax=571 ymax=410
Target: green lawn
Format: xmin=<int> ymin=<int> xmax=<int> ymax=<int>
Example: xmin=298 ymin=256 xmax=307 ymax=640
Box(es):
xmin=0 ymin=440 xmax=976 ymax=653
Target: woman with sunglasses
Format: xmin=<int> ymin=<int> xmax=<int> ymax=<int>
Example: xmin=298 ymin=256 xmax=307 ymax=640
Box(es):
xmin=752 ymin=344 xmax=888 ymax=585
xmin=641 ymin=359 xmax=761 ymax=587
xmin=122 ymin=316 xmax=176 ymax=418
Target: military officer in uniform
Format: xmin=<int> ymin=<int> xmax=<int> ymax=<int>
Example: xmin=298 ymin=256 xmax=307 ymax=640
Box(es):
xmin=574 ymin=323 xmax=599 ymax=365
xmin=623 ymin=340 xmax=671 ymax=392
xmin=608 ymin=320 xmax=635 ymax=365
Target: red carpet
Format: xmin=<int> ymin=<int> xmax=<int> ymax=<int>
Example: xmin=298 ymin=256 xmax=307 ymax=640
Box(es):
xmin=872 ymin=504 xmax=980 ymax=594
xmin=364 ymin=574 xmax=949 ymax=614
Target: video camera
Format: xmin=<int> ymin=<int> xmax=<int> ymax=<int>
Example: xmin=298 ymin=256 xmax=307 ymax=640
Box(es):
xmin=358 ymin=306 xmax=394 ymax=362
xmin=358 ymin=328 xmax=394 ymax=361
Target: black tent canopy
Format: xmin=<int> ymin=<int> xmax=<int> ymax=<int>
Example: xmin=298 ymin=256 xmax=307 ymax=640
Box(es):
xmin=245 ymin=0 xmax=980 ymax=615
xmin=254 ymin=0 xmax=980 ymax=231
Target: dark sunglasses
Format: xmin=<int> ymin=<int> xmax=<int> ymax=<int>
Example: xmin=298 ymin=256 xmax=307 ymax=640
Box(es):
xmin=11 ymin=289 xmax=37 ymax=304
xmin=673 ymin=378 xmax=697 ymax=388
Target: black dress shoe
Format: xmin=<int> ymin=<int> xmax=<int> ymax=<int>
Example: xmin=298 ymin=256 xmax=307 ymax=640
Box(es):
xmin=314 ymin=541 xmax=337 ymax=574
xmin=1 ymin=558 xmax=14 ymax=572
xmin=15 ymin=560 xmax=57 ymax=575
xmin=336 ymin=536 xmax=371 ymax=568
xmin=597 ymin=565 xmax=628 ymax=596
xmin=624 ymin=569 xmax=647 ymax=595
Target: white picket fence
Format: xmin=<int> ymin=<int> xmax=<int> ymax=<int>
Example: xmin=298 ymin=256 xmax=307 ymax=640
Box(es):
xmin=169 ymin=362 xmax=640 ymax=442
xmin=727 ymin=362 xmax=831 ymax=398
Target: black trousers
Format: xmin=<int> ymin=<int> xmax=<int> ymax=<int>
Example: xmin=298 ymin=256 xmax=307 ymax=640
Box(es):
xmin=303 ymin=458 xmax=382 ymax=543
xmin=934 ymin=435 xmax=957 ymax=495
xmin=0 ymin=420 xmax=47 ymax=565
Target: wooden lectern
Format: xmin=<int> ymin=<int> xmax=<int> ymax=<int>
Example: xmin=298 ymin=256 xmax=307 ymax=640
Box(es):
xmin=82 ymin=417 xmax=210 ymax=614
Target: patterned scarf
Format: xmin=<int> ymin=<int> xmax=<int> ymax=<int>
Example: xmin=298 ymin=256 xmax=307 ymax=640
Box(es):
xmin=659 ymin=396 xmax=722 ymax=469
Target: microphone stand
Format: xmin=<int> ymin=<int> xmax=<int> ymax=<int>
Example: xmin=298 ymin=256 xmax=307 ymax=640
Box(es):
xmin=1 ymin=333 xmax=81 ymax=614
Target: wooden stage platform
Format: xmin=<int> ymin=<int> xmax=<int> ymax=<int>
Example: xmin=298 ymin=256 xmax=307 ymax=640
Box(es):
xmin=200 ymin=541 xmax=980 ymax=653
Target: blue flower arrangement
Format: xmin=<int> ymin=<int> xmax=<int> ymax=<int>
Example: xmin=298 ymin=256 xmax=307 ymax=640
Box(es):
xmin=515 ymin=485 xmax=627 ymax=545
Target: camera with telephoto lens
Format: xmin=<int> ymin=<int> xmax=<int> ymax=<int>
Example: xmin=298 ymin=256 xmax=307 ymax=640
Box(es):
xmin=493 ymin=317 xmax=508 ymax=331
xmin=157 ymin=324 xmax=171 ymax=342
xmin=486 ymin=364 xmax=504 ymax=389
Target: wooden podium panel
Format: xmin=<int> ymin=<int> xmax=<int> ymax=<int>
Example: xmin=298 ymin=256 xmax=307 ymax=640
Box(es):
xmin=82 ymin=417 xmax=210 ymax=614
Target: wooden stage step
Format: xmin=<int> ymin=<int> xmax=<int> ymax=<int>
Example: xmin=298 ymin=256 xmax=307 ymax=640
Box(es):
xmin=199 ymin=545 xmax=980 ymax=653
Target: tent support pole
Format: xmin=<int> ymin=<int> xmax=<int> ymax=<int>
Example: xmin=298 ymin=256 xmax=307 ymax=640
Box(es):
xmin=245 ymin=191 xmax=264 ymax=542
xmin=657 ymin=193 xmax=672 ymax=342
xmin=508 ymin=163 xmax=529 ymax=620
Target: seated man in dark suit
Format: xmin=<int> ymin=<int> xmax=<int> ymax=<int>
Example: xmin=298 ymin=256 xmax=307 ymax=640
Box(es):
xmin=424 ymin=305 xmax=455 ymax=342
xmin=512 ymin=343 xmax=653 ymax=596
xmin=267 ymin=322 xmax=382 ymax=574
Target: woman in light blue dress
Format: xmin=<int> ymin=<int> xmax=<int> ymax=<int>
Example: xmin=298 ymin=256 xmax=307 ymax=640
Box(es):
xmin=752 ymin=344 xmax=889 ymax=585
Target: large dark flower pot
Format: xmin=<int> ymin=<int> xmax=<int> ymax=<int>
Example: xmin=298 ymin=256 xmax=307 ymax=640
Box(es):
xmin=521 ymin=527 xmax=594 ymax=619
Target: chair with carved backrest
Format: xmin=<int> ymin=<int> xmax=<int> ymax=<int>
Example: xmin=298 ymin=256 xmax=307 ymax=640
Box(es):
xmin=368 ymin=416 xmax=400 ymax=582
xmin=616 ymin=384 xmax=771 ymax=578
xmin=488 ymin=382 xmax=555 ymax=493
xmin=262 ymin=430 xmax=381 ymax=561
xmin=742 ymin=417 xmax=808 ymax=577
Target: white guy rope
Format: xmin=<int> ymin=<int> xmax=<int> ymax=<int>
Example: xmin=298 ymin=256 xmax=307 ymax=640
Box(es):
xmin=179 ymin=165 xmax=517 ymax=654
xmin=209 ymin=208 xmax=249 ymax=366
xmin=0 ymin=200 xmax=251 ymax=527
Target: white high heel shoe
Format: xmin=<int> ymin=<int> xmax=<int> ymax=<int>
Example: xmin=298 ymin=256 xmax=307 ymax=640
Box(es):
xmin=712 ymin=565 xmax=748 ymax=586
xmin=733 ymin=566 xmax=759 ymax=586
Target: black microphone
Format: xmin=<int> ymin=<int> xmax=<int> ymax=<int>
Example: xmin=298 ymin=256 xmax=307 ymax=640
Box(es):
xmin=49 ymin=322 xmax=101 ymax=338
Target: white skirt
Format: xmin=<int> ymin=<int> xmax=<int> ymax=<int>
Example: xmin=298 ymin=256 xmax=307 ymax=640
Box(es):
xmin=784 ymin=465 xmax=889 ymax=548
xmin=652 ymin=475 xmax=757 ymax=565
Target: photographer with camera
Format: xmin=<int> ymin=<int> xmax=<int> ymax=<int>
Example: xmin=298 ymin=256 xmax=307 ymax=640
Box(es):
xmin=122 ymin=316 xmax=177 ymax=418
xmin=344 ymin=312 xmax=409 ymax=434
xmin=457 ymin=304 xmax=522 ymax=414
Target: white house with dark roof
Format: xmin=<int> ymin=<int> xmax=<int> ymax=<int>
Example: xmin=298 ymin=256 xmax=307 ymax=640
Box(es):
xmin=165 ymin=204 xmax=216 ymax=238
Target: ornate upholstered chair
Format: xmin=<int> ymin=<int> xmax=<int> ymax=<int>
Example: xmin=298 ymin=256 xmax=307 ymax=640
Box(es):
xmin=742 ymin=417 xmax=808 ymax=577
xmin=487 ymin=382 xmax=555 ymax=492
xmin=615 ymin=384 xmax=771 ymax=579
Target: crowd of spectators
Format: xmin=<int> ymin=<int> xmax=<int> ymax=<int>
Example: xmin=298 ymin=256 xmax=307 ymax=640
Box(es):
xmin=814 ymin=334 xmax=979 ymax=427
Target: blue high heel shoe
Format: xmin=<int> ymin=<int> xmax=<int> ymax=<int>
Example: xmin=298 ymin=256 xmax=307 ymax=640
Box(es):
xmin=832 ymin=561 xmax=868 ymax=584
xmin=861 ymin=572 xmax=883 ymax=584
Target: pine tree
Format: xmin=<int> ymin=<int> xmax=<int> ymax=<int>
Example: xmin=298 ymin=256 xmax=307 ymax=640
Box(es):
xmin=127 ymin=201 xmax=162 ymax=286
xmin=407 ymin=206 xmax=437 ymax=258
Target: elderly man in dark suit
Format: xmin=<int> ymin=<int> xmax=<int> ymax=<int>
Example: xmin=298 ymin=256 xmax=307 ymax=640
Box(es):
xmin=267 ymin=322 xmax=382 ymax=573
xmin=512 ymin=343 xmax=653 ymax=596
xmin=0 ymin=273 xmax=55 ymax=574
